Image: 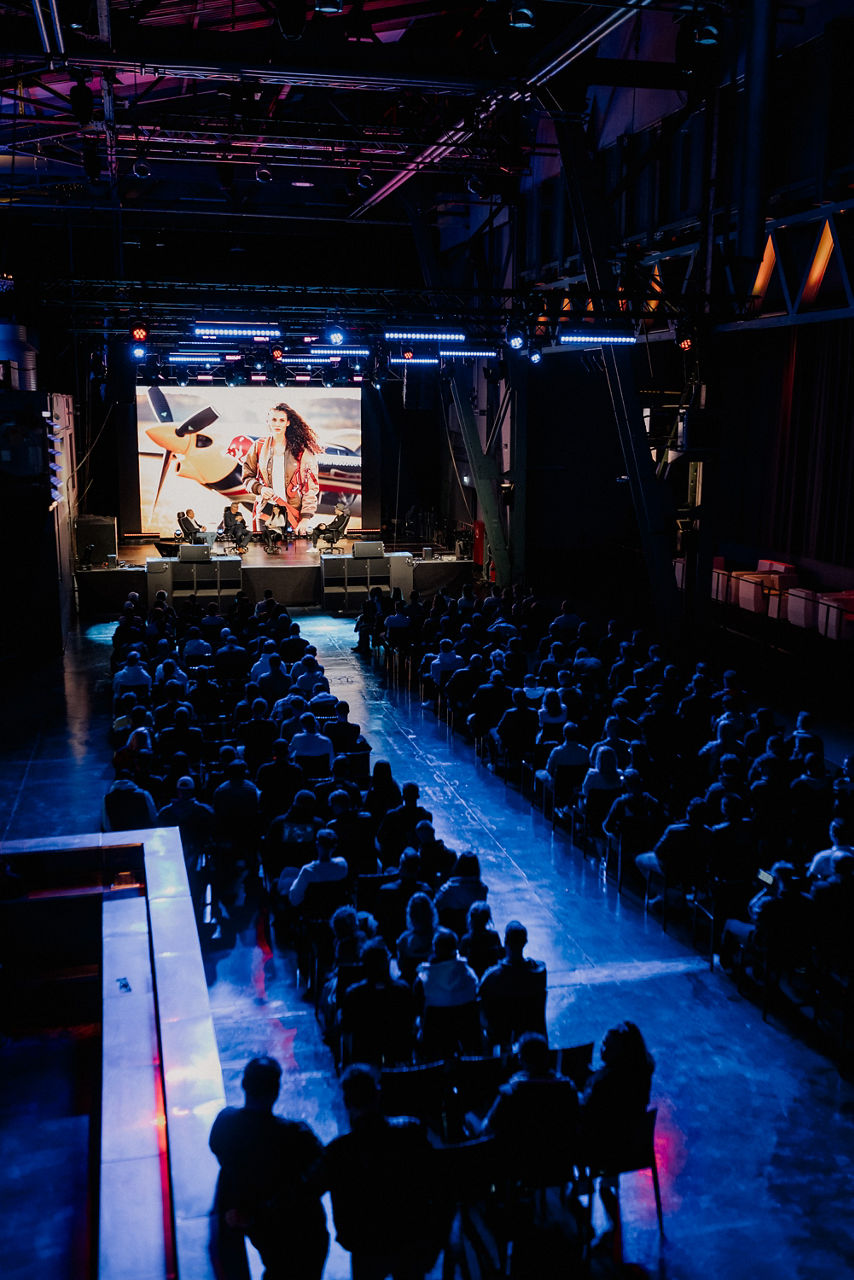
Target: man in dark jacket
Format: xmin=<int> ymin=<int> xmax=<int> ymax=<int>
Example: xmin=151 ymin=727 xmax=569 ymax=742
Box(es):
xmin=324 ymin=1064 xmax=438 ymax=1280
xmin=209 ymin=1055 xmax=328 ymax=1280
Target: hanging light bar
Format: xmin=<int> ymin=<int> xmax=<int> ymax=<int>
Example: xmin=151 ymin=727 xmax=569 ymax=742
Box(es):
xmin=389 ymin=357 xmax=439 ymax=365
xmin=439 ymin=349 xmax=499 ymax=358
xmin=557 ymin=333 xmax=636 ymax=345
xmin=384 ymin=330 xmax=465 ymax=342
xmin=193 ymin=324 xmax=282 ymax=339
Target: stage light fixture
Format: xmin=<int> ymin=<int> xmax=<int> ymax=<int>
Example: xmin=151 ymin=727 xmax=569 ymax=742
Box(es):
xmin=509 ymin=2 xmax=535 ymax=29
xmin=675 ymin=319 xmax=694 ymax=352
xmin=439 ymin=349 xmax=499 ymax=358
xmin=194 ymin=324 xmax=281 ymax=339
xmin=255 ymin=166 xmax=273 ymax=183
xmin=356 ymin=165 xmax=374 ymax=191
xmin=132 ymin=157 xmax=151 ymax=178
xmin=506 ymin=326 xmax=526 ymax=351
xmin=528 ymin=345 xmax=543 ymax=365
xmin=384 ymin=330 xmax=465 ymax=342
xmin=130 ymin=322 xmax=149 ymax=342
xmin=315 ymin=0 xmax=343 ymax=12
xmin=312 ymin=346 xmax=369 ymax=357
xmin=325 ymin=323 xmax=346 ymax=347
xmin=175 ymin=366 xmax=189 ymax=386
xmin=389 ymin=356 xmax=439 ymax=366
xmin=558 ymin=332 xmax=636 ymax=346
xmin=466 ymin=174 xmax=487 ymax=198
xmin=271 ymin=345 xmax=284 ymax=360
xmin=131 ymin=344 xmax=147 ymax=360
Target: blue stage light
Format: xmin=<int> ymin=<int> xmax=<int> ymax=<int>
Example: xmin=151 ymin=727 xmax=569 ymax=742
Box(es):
xmin=131 ymin=345 xmax=147 ymax=360
xmin=558 ymin=332 xmax=636 ymax=345
xmin=326 ymin=324 xmax=346 ymax=346
xmin=384 ymin=330 xmax=465 ymax=342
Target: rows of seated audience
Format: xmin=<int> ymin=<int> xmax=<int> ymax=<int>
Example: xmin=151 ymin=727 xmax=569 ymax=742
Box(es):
xmin=361 ymin=581 xmax=853 ymax=1019
xmin=105 ymin=578 xmax=850 ymax=1274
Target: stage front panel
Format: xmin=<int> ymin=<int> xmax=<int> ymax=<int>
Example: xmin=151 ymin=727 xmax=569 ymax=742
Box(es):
xmin=136 ymin=385 xmax=362 ymax=535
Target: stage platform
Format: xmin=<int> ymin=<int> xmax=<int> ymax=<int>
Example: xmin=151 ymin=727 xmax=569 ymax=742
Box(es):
xmin=74 ymin=539 xmax=476 ymax=615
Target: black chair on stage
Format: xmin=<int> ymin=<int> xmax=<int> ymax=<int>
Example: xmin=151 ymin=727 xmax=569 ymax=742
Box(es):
xmin=311 ymin=508 xmax=350 ymax=551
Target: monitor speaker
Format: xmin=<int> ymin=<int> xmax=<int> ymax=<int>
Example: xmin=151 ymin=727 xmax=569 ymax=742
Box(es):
xmin=75 ymin=515 xmax=118 ymax=565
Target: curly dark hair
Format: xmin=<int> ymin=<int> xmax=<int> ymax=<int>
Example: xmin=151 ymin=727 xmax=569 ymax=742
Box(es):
xmin=272 ymin=402 xmax=321 ymax=455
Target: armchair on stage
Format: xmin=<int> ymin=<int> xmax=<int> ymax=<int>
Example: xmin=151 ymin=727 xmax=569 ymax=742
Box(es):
xmin=311 ymin=507 xmax=351 ymax=552
xmin=175 ymin=511 xmax=199 ymax=544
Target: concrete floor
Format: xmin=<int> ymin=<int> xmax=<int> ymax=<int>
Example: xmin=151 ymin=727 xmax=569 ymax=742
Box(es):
xmin=2 ymin=614 xmax=854 ymax=1279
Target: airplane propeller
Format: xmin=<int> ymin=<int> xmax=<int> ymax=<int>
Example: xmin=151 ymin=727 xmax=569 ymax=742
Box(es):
xmin=147 ymin=387 xmax=220 ymax=513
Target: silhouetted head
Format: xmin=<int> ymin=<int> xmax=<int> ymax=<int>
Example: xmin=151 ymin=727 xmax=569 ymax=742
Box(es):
xmin=242 ymin=1055 xmax=282 ymax=1106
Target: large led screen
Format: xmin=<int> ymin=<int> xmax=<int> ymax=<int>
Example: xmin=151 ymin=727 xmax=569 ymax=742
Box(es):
xmin=136 ymin=385 xmax=362 ymax=535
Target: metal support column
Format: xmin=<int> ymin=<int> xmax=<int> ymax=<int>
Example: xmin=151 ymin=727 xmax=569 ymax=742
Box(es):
xmin=403 ymin=193 xmax=512 ymax=585
xmin=449 ymin=371 xmax=512 ymax=586
xmin=551 ymin=109 xmax=680 ymax=636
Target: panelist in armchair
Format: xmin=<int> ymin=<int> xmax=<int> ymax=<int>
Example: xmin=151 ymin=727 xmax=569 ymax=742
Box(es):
xmin=310 ymin=504 xmax=350 ymax=550
xmin=222 ymin=502 xmax=251 ymax=553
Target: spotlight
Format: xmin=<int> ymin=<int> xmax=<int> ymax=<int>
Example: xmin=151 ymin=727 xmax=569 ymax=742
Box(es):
xmin=315 ymin=0 xmax=343 ymax=11
xmin=271 ymin=345 xmax=284 ymax=360
xmin=255 ymin=166 xmax=273 ymax=183
xmin=528 ymin=345 xmax=542 ymax=365
xmin=325 ymin=323 xmax=346 ymax=347
xmin=131 ymin=345 xmax=147 ymax=361
xmin=70 ymin=75 xmax=94 ymax=127
xmin=356 ymin=165 xmax=374 ymax=191
xmin=132 ymin=157 xmax=151 ymax=179
xmin=675 ymin=319 xmax=694 ymax=352
xmin=506 ymin=325 xmax=526 ymax=351
xmin=130 ymin=322 xmax=149 ymax=342
xmin=174 ymin=366 xmax=189 ymax=386
xmin=509 ymin=3 xmax=535 ymax=29
xmin=466 ymin=174 xmax=487 ymax=198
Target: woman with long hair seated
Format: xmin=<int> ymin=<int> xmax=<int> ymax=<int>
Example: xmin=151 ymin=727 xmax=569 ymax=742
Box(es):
xmin=263 ymin=503 xmax=288 ymax=553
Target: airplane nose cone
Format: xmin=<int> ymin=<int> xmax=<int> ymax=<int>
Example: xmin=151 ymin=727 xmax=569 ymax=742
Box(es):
xmin=147 ymin=426 xmax=189 ymax=454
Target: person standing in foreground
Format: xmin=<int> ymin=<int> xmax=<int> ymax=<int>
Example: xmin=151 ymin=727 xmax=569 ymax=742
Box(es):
xmin=209 ymin=1055 xmax=328 ymax=1280
xmin=242 ymin=402 xmax=321 ymax=536
xmin=324 ymin=1063 xmax=440 ymax=1280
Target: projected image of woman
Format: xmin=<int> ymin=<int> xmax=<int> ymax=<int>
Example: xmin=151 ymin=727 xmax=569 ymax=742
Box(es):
xmin=242 ymin=402 xmax=321 ymax=535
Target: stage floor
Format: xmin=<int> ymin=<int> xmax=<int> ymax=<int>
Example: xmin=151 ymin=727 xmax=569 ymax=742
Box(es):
xmin=74 ymin=540 xmax=476 ymax=615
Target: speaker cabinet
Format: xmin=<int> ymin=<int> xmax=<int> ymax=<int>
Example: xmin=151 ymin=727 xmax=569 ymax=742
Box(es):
xmin=75 ymin=515 xmax=117 ymax=565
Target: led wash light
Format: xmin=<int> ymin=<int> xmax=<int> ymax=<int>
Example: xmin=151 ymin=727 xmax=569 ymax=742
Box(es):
xmin=310 ymin=347 xmax=370 ymax=357
xmin=389 ymin=357 xmax=439 ymax=366
xmin=193 ymin=325 xmax=282 ymax=339
xmin=439 ymin=349 xmax=499 ymax=358
xmin=167 ymin=352 xmax=223 ymax=364
xmin=384 ymin=331 xmax=466 ymax=342
xmin=558 ymin=333 xmax=636 ymax=345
